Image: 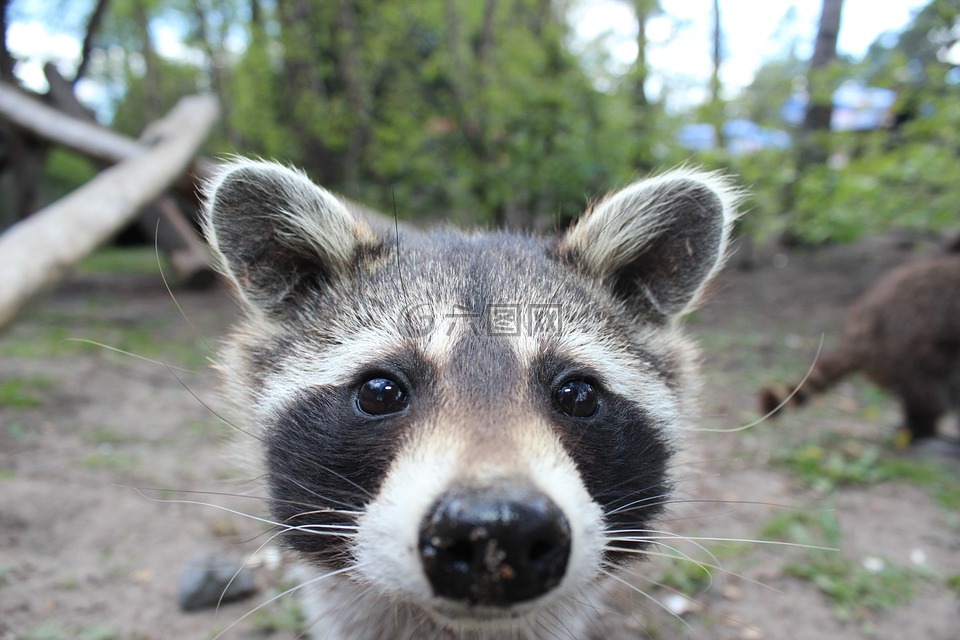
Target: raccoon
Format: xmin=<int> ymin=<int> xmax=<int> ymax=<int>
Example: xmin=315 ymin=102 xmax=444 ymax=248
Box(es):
xmin=203 ymin=159 xmax=737 ymax=639
xmin=759 ymin=240 xmax=960 ymax=446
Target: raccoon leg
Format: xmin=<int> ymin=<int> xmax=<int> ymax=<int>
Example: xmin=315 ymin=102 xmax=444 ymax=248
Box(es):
xmin=901 ymin=398 xmax=940 ymax=443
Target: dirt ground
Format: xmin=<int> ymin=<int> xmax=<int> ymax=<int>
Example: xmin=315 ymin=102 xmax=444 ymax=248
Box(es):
xmin=1 ymin=231 xmax=958 ymax=640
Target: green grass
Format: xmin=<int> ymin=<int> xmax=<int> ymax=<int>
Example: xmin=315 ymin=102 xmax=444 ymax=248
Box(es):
xmin=778 ymin=433 xmax=960 ymax=508
xmin=22 ymin=622 xmax=118 ymax=640
xmin=23 ymin=622 xmax=68 ymax=640
xmin=759 ymin=506 xmax=922 ymax=620
xmin=185 ymin=418 xmax=229 ymax=442
xmin=243 ymin=590 xmax=306 ymax=635
xmin=0 ymin=377 xmax=52 ymax=407
xmin=6 ymin=422 xmax=28 ymax=440
xmin=0 ymin=311 xmax=214 ymax=373
xmin=786 ymin=555 xmax=920 ymax=620
xmin=82 ymin=450 xmax=140 ymax=472
xmin=76 ymin=623 xmax=118 ymax=640
xmin=77 ymin=247 xmax=166 ymax=276
xmin=655 ymin=553 xmax=714 ymax=595
xmin=87 ymin=427 xmax=139 ymax=446
xmin=652 ymin=537 xmax=751 ymax=598
xmin=946 ymin=574 xmax=960 ymax=598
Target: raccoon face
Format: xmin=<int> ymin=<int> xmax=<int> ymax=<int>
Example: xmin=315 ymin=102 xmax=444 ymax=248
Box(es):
xmin=205 ymin=160 xmax=736 ymax=629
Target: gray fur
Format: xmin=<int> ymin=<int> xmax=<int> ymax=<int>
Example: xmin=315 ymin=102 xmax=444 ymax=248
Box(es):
xmin=204 ymin=159 xmax=739 ymax=639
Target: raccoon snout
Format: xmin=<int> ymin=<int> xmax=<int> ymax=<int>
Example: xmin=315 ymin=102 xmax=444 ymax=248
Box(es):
xmin=418 ymin=486 xmax=572 ymax=607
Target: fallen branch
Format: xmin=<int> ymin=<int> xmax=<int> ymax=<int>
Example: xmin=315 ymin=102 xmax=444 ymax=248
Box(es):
xmin=0 ymin=93 xmax=219 ymax=329
xmin=0 ymin=80 xmax=143 ymax=164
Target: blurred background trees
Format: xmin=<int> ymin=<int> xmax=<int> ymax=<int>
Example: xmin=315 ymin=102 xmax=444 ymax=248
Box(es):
xmin=1 ymin=0 xmax=958 ymax=242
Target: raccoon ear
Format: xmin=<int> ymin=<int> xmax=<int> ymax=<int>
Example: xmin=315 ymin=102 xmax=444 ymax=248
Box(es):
xmin=204 ymin=160 xmax=377 ymax=314
xmin=561 ymin=169 xmax=738 ymax=319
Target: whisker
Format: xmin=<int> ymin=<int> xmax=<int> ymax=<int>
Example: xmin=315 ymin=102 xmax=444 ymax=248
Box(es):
xmin=213 ymin=563 xmax=362 ymax=640
xmin=606 ymin=529 xmax=719 ymax=565
xmin=597 ymin=566 xmax=694 ymax=633
xmin=162 ymin=363 xmax=261 ymax=441
xmin=152 ymin=225 xmax=220 ymax=363
xmin=687 ymin=334 xmax=824 ymax=433
xmin=133 ymin=485 xmax=363 ymax=518
xmin=270 ymin=470 xmax=371 ymax=511
xmin=214 ymin=523 xmax=294 ymax=617
xmin=604 ymin=491 xmax=674 ymax=517
xmin=134 ymin=489 xmax=357 ymax=538
xmin=605 ymin=545 xmax=781 ymax=594
xmin=608 ymin=532 xmax=835 ymax=552
xmin=64 ymin=338 xmax=197 ymax=372
xmin=603 ymin=560 xmax=767 ymax=636
xmin=614 ymin=540 xmax=718 ymax=593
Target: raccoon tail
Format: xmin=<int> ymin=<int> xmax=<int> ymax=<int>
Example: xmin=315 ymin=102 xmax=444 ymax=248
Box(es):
xmin=758 ymin=348 xmax=858 ymax=417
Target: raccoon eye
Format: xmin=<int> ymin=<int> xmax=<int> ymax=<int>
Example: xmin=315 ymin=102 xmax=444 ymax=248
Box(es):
xmin=554 ymin=379 xmax=598 ymax=418
xmin=357 ymin=378 xmax=408 ymax=415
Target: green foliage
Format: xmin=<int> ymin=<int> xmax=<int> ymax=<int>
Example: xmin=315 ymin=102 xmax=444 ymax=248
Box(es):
xmin=89 ymin=0 xmax=648 ymax=227
xmin=11 ymin=0 xmax=959 ymax=239
xmin=720 ymin=2 xmax=960 ymax=244
xmin=41 ymin=150 xmax=98 ymax=207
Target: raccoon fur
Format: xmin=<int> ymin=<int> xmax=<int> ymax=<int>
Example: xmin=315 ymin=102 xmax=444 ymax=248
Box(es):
xmin=759 ymin=240 xmax=960 ymax=445
xmin=203 ymin=159 xmax=738 ymax=639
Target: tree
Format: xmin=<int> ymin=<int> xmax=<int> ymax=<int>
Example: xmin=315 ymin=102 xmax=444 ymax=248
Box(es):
xmin=798 ymin=0 xmax=844 ymax=165
xmin=628 ymin=0 xmax=660 ymax=170
xmin=709 ymin=0 xmax=721 ymax=104
xmin=777 ymin=0 xmax=844 ymax=242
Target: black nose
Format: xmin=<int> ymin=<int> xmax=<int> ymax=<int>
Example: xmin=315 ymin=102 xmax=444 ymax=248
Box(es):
xmin=418 ymin=486 xmax=571 ymax=606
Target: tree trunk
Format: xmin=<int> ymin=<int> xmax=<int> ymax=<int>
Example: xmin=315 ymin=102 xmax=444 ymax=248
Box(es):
xmin=0 ymin=94 xmax=219 ymax=329
xmin=75 ymin=0 xmax=110 ymax=84
xmin=708 ymin=0 xmax=724 ymax=149
xmin=135 ymin=0 xmax=161 ymax=122
xmin=275 ymin=0 xmax=340 ymax=183
xmin=191 ymin=0 xmax=241 ymax=148
xmin=710 ymin=0 xmax=721 ymax=104
xmin=336 ymin=0 xmax=369 ymax=192
xmin=630 ymin=0 xmax=658 ymax=170
xmin=800 ymin=0 xmax=844 ymax=161
xmin=0 ymin=81 xmax=153 ymax=164
xmin=0 ymin=0 xmax=15 ymax=81
xmin=45 ymin=64 xmax=96 ymax=121
xmin=783 ymin=0 xmax=844 ymax=242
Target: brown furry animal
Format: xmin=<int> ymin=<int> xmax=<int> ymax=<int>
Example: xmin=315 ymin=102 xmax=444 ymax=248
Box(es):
xmin=759 ymin=238 xmax=960 ymax=445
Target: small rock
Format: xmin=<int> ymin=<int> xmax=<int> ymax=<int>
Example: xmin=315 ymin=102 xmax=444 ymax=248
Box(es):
xmin=663 ymin=594 xmax=702 ymax=616
xmin=250 ymin=545 xmax=283 ymax=571
xmin=722 ymin=584 xmax=742 ymax=601
xmin=909 ymin=548 xmax=927 ymax=566
xmin=861 ymin=556 xmax=885 ymax=573
xmin=178 ymin=553 xmax=258 ymax=611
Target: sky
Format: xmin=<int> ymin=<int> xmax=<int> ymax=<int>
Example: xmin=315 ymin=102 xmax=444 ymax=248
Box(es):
xmin=5 ymin=0 xmax=936 ymax=115
xmin=569 ymin=0 xmax=932 ymax=107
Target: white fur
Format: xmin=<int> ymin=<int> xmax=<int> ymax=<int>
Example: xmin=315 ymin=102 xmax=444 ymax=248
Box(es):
xmin=566 ymin=167 xmax=740 ymax=316
xmin=348 ymin=417 xmax=607 ymax=639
